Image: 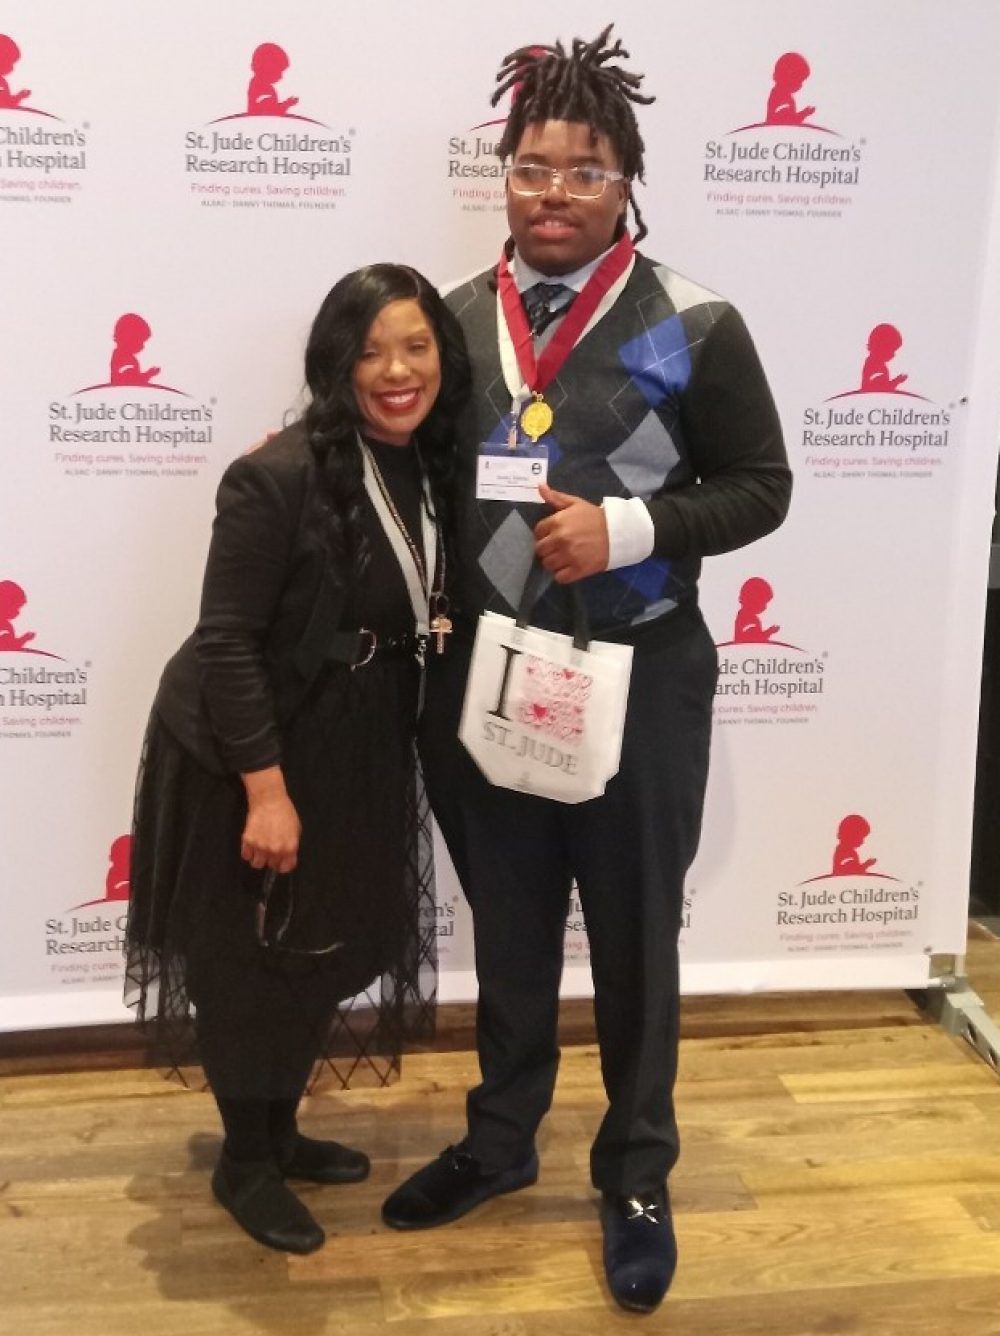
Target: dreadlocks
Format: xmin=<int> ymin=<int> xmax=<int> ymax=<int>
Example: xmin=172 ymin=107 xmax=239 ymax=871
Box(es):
xmin=492 ymin=24 xmax=655 ymax=244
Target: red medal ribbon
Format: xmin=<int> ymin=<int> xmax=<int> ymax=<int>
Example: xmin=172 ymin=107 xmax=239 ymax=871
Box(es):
xmin=497 ymin=233 xmax=635 ymax=394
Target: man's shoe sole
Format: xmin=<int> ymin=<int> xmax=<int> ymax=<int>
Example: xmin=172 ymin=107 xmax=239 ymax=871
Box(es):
xmin=611 ymin=1293 xmax=663 ymax=1314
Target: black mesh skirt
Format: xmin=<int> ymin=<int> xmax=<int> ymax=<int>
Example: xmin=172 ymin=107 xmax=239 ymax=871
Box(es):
xmin=124 ymin=657 xmax=437 ymax=1097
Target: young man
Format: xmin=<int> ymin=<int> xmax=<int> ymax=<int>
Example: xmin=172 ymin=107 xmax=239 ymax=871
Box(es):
xmin=383 ymin=28 xmax=791 ymax=1314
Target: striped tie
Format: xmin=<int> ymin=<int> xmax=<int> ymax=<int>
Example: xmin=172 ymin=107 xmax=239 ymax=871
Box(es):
xmin=523 ymin=282 xmax=573 ymax=336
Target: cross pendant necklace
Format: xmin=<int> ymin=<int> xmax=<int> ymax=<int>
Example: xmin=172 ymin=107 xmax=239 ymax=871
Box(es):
xmin=430 ymin=593 xmax=452 ymax=654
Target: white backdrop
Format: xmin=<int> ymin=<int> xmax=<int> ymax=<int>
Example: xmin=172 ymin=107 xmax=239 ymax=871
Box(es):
xmin=2 ymin=0 xmax=1000 ymax=1027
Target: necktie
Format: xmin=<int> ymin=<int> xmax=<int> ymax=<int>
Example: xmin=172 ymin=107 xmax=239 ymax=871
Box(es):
xmin=522 ymin=282 xmax=574 ymax=336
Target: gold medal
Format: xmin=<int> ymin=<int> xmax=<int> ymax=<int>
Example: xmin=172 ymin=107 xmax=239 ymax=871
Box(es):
xmin=520 ymin=395 xmax=554 ymax=443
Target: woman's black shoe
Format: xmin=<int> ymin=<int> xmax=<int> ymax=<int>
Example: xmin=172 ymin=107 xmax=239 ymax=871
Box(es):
xmin=211 ymin=1152 xmax=325 ymax=1254
xmin=382 ymin=1144 xmax=539 ymax=1230
xmin=276 ymin=1132 xmax=371 ymax=1184
xmin=601 ymin=1189 xmax=676 ymax=1313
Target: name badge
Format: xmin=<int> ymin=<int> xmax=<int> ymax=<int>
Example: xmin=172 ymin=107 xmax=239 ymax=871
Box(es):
xmin=476 ymin=432 xmax=549 ymax=503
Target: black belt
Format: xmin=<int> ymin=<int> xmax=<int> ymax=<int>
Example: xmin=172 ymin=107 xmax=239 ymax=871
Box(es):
xmin=326 ymin=628 xmax=427 ymax=668
xmin=598 ymin=602 xmax=701 ymax=654
xmin=450 ymin=601 xmax=701 ymax=654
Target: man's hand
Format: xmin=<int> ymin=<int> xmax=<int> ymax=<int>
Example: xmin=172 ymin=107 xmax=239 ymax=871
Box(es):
xmin=244 ymin=430 xmax=277 ymax=455
xmin=533 ymin=483 xmax=609 ymax=583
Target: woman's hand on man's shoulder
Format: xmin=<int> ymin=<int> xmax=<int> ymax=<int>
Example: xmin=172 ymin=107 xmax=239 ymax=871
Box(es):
xmin=243 ymin=431 xmax=278 ymax=456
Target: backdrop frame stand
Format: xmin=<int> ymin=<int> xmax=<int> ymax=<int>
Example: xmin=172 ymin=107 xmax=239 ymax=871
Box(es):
xmin=911 ymin=955 xmax=1000 ymax=1078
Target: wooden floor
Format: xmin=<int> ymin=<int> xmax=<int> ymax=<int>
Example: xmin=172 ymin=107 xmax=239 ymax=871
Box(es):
xmin=5 ymin=934 xmax=1000 ymax=1334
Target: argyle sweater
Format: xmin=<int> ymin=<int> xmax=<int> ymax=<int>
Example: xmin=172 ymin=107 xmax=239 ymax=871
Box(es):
xmin=445 ymin=252 xmax=791 ymax=637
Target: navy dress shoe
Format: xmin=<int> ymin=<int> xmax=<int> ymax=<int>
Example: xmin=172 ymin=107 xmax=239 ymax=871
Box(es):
xmin=382 ymin=1144 xmax=539 ymax=1230
xmin=211 ymin=1151 xmax=325 ymax=1254
xmin=601 ymin=1189 xmax=677 ymax=1313
xmin=275 ymin=1132 xmax=371 ymax=1184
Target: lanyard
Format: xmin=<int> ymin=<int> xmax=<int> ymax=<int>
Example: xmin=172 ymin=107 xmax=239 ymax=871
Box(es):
xmin=496 ymin=235 xmax=636 ymax=407
xmin=358 ymin=437 xmax=438 ymax=636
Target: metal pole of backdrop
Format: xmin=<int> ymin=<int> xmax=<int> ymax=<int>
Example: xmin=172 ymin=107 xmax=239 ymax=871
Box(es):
xmin=914 ymin=102 xmax=1000 ymax=1080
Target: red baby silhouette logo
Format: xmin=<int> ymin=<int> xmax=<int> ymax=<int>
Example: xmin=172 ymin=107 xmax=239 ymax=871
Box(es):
xmin=0 ymin=32 xmax=60 ymax=121
xmin=210 ymin=43 xmax=326 ymax=126
xmin=731 ymin=51 xmax=839 ymax=136
xmin=515 ymin=657 xmax=592 ymax=746
xmin=800 ymin=814 xmax=900 ymax=884
xmin=0 ymin=581 xmax=63 ymax=659
xmin=827 ymin=324 xmax=931 ymax=402
xmin=75 ymin=313 xmax=189 ymax=396
xmin=716 ymin=577 xmax=805 ymax=651
xmin=71 ymin=835 xmax=131 ymax=910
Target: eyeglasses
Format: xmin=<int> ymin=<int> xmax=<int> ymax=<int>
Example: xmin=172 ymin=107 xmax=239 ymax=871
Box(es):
xmin=505 ymin=163 xmax=626 ymax=199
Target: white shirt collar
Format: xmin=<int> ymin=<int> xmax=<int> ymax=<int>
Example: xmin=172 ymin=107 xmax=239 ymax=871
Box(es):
xmin=512 ymin=243 xmax=617 ymax=294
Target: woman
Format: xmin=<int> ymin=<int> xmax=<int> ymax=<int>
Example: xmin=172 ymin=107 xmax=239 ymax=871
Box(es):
xmin=125 ymin=264 xmax=470 ymax=1254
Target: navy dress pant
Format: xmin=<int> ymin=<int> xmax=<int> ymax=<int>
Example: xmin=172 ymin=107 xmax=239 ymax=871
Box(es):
xmin=419 ymin=611 xmax=718 ymax=1195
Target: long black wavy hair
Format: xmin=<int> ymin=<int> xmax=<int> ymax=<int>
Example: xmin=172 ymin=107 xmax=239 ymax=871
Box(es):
xmin=302 ymin=264 xmax=470 ymax=579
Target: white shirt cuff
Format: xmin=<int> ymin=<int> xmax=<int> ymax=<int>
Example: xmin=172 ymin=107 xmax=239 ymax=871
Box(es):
xmin=602 ymin=496 xmax=655 ymax=569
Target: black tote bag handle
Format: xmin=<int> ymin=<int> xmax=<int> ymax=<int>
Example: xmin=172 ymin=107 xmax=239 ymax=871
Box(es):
xmin=515 ymin=560 xmax=590 ymax=652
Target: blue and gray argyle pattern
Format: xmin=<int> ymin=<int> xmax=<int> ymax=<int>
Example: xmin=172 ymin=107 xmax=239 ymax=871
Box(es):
xmin=446 ymin=256 xmax=729 ymax=635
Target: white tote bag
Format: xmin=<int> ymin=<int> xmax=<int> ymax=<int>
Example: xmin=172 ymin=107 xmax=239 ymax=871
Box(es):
xmin=459 ymin=572 xmax=632 ymax=804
